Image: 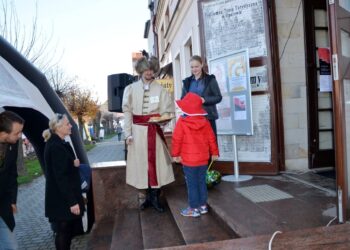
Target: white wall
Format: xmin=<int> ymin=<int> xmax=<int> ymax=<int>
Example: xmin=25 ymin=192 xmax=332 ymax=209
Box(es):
xmin=148 ymin=19 xmax=156 ymax=57
xmin=276 ymin=0 xmax=309 ymax=170
xmin=167 ymin=0 xmax=200 ymax=101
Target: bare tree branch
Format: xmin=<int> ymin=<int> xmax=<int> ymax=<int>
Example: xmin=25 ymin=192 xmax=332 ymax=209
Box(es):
xmin=46 ymin=65 xmax=77 ymax=99
xmin=0 ymin=0 xmax=62 ymax=73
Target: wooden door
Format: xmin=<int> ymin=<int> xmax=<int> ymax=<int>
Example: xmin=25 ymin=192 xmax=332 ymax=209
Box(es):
xmin=305 ymin=0 xmax=335 ymax=169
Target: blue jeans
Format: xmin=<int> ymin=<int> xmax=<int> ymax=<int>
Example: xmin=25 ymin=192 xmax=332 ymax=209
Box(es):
xmin=183 ymin=165 xmax=208 ymax=209
xmin=0 ymin=217 xmax=17 ymax=250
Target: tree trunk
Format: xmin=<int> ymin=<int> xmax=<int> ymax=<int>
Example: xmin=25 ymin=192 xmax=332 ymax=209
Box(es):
xmin=78 ymin=116 xmax=84 ymax=141
xmin=93 ymin=111 xmax=101 ymax=140
xmin=101 ymin=121 xmax=107 ymax=135
xmin=109 ymin=119 xmax=114 ymax=133
xmin=83 ymin=122 xmax=90 ymax=141
xmin=93 ymin=120 xmax=100 ymax=140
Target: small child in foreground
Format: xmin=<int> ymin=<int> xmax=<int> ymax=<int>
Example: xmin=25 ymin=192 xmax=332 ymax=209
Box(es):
xmin=171 ymin=93 xmax=219 ymax=217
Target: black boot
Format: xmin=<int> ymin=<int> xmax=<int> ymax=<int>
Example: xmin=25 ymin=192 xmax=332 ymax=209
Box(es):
xmin=150 ymin=188 xmax=164 ymax=213
xmin=140 ymin=188 xmax=151 ymax=210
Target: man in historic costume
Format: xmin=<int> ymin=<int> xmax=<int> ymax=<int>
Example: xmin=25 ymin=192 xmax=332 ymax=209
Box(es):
xmin=0 ymin=111 xmax=25 ymax=250
xmin=122 ymin=56 xmax=174 ymax=212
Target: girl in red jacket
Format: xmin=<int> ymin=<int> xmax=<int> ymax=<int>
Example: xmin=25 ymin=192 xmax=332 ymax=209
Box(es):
xmin=172 ymin=93 xmax=219 ymax=217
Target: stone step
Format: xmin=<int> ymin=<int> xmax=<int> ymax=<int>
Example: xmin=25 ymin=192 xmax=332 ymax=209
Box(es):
xmin=110 ymin=208 xmax=144 ymax=250
xmin=207 ymin=181 xmax=283 ymax=238
xmin=164 ymin=185 xmax=237 ymax=245
xmin=150 ymin=223 xmax=350 ymax=250
xmin=86 ymin=219 xmax=114 ymax=250
xmin=140 ymin=201 xmax=185 ymax=249
xmin=207 ymin=178 xmax=336 ymax=238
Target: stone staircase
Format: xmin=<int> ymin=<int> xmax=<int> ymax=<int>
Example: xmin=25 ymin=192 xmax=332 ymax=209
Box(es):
xmin=87 ymin=162 xmax=348 ymax=250
xmin=164 ymin=185 xmax=237 ymax=245
xmin=88 ymin=162 xmax=237 ymax=249
xmin=88 ymin=189 xmax=237 ymax=250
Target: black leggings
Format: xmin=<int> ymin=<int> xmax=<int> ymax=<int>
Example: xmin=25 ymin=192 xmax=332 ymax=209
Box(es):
xmin=53 ymin=219 xmax=82 ymax=250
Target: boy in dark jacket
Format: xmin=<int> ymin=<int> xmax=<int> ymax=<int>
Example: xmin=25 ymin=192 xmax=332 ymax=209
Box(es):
xmin=172 ymin=93 xmax=219 ymax=217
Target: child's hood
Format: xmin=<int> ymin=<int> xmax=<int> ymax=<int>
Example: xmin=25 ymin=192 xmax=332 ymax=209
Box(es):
xmin=181 ymin=116 xmax=208 ymax=130
xmin=176 ymin=93 xmax=207 ymax=116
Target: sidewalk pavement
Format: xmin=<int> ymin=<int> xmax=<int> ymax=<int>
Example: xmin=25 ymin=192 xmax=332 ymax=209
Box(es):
xmin=15 ymin=136 xmax=125 ymax=250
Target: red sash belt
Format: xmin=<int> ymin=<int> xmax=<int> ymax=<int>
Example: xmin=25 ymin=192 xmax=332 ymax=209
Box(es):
xmin=133 ymin=114 xmax=167 ymax=187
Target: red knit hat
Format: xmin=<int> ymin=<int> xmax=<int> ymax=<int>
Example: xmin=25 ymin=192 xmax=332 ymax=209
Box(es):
xmin=176 ymin=93 xmax=207 ymax=116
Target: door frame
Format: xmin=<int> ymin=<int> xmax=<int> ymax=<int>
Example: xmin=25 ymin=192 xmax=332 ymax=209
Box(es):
xmin=304 ymin=0 xmax=335 ymax=169
xmin=328 ymin=0 xmax=350 ymax=220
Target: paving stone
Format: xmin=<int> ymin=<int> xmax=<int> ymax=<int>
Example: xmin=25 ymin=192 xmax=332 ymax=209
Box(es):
xmin=15 ymin=136 xmax=124 ymax=250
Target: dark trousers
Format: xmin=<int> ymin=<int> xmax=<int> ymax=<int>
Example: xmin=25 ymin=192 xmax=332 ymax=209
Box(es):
xmin=183 ymin=165 xmax=208 ymax=208
xmin=52 ymin=219 xmax=82 ymax=250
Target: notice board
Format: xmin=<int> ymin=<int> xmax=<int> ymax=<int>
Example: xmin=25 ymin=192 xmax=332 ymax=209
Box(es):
xmin=208 ymin=49 xmax=253 ymax=135
xmin=200 ymin=0 xmax=267 ymax=61
xmin=200 ymin=0 xmax=272 ymax=162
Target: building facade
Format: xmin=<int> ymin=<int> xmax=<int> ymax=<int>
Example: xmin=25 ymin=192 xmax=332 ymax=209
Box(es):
xmin=145 ymin=0 xmax=350 ymax=219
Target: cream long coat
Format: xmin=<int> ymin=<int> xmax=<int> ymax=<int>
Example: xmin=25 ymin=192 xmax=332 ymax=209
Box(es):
xmin=122 ymin=79 xmax=175 ymax=189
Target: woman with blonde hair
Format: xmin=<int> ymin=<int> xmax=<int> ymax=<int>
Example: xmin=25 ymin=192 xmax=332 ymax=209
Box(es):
xmin=43 ymin=113 xmax=84 ymax=250
xmin=122 ymin=56 xmax=174 ymax=212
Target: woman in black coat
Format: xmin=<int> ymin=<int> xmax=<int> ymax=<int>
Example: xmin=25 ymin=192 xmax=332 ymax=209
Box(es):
xmin=181 ymin=55 xmax=222 ymax=136
xmin=43 ymin=113 xmax=84 ymax=250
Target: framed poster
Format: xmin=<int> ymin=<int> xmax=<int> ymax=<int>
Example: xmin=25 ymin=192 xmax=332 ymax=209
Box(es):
xmin=216 ymin=96 xmax=232 ymax=131
xmin=210 ymin=60 xmax=228 ymax=95
xmin=209 ymin=49 xmax=253 ymax=135
xmin=250 ymin=66 xmax=268 ymax=92
xmin=200 ymin=0 xmax=267 ymax=60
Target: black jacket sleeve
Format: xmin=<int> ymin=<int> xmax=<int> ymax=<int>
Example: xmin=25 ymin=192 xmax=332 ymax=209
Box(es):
xmin=181 ymin=81 xmax=188 ymax=99
xmin=203 ymin=75 xmax=222 ymax=105
xmin=7 ymin=143 xmax=18 ymax=205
